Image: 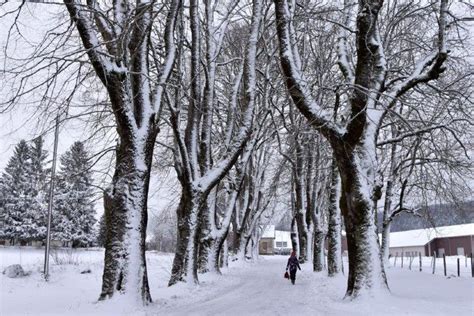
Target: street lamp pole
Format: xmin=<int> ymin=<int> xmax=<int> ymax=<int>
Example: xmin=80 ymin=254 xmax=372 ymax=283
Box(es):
xmin=44 ymin=115 xmax=60 ymax=281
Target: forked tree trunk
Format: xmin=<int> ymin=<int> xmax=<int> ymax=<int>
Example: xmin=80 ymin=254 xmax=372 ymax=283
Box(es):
xmin=207 ymin=231 xmax=228 ymax=273
xmin=168 ymin=191 xmax=201 ymax=286
xmin=100 ymin=134 xmax=156 ymax=303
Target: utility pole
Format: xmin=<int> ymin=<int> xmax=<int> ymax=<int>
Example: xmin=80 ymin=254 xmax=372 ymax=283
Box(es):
xmin=44 ymin=115 xmax=59 ymax=281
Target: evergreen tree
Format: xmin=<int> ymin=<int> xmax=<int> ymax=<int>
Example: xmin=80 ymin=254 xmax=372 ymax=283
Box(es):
xmin=27 ymin=136 xmax=49 ymax=240
xmin=97 ymin=213 xmax=106 ymax=247
xmin=54 ymin=142 xmax=97 ymax=247
xmin=0 ymin=140 xmax=47 ymax=244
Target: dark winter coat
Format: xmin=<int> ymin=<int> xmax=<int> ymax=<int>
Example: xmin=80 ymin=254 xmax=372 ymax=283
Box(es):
xmin=286 ymin=256 xmax=301 ymax=272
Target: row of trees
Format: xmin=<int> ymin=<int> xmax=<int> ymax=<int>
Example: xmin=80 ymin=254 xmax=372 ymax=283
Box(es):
xmin=1 ymin=0 xmax=472 ymax=305
xmin=0 ymin=139 xmax=97 ymax=247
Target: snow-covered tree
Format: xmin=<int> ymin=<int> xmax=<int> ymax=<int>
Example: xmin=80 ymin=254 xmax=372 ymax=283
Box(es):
xmin=27 ymin=136 xmax=49 ymax=239
xmin=0 ymin=139 xmax=47 ymax=244
xmin=96 ymin=213 xmax=106 ymax=247
xmin=53 ymin=142 xmax=96 ymax=247
xmin=59 ymin=0 xmax=180 ymax=303
xmin=273 ymin=0 xmax=449 ymax=297
xmin=167 ymin=0 xmax=263 ymax=285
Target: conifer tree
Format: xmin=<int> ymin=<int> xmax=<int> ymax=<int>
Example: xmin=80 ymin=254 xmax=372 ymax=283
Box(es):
xmin=0 ymin=140 xmax=47 ymax=244
xmin=54 ymin=141 xmax=97 ymax=247
xmin=27 ymin=136 xmax=49 ymax=240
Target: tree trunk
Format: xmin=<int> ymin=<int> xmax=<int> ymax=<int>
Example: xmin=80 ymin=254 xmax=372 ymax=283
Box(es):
xmin=290 ymin=216 xmax=298 ymax=254
xmin=327 ymin=158 xmax=342 ymax=276
xmin=381 ymin=137 xmax=397 ymax=265
xmin=381 ymin=220 xmax=391 ymax=266
xmin=295 ymin=213 xmax=307 ymax=262
xmin=169 ymin=191 xmax=200 ymax=286
xmin=220 ymin=238 xmax=229 ymax=268
xmin=100 ymin=136 xmax=155 ymax=303
xmin=197 ymin=201 xmax=211 ymax=273
xmin=313 ymin=228 xmax=325 ymax=272
xmin=336 ymin=145 xmax=388 ymax=298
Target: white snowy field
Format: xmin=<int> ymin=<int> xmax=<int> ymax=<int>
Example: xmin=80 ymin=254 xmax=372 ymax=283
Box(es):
xmin=1 ymin=247 xmax=473 ymax=316
xmin=389 ymin=254 xmax=474 ymax=278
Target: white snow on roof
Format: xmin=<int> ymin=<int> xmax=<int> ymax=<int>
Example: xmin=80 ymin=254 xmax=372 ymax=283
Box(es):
xmin=386 ymin=223 xmax=474 ymax=248
xmin=261 ymin=225 xmax=275 ymax=238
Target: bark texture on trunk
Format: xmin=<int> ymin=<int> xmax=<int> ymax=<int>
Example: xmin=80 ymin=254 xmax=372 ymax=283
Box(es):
xmin=336 ymin=143 xmax=387 ymax=298
xmin=313 ymin=228 xmax=325 ymax=272
xmin=327 ymin=158 xmax=342 ymax=276
xmin=100 ymin=133 xmax=156 ymax=303
xmin=169 ymin=191 xmax=200 ymax=286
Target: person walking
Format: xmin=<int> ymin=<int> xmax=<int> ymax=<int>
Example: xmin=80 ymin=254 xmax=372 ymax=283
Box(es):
xmin=286 ymin=251 xmax=301 ymax=285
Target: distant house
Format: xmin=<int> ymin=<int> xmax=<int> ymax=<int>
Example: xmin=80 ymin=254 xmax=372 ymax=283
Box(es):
xmin=386 ymin=223 xmax=474 ymax=257
xmin=259 ymin=225 xmax=350 ymax=256
xmin=274 ymin=230 xmax=292 ymax=255
xmin=259 ymin=225 xmax=275 ymax=255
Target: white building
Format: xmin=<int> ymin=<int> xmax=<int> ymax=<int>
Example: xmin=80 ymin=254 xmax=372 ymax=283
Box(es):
xmin=259 ymin=225 xmax=293 ymax=255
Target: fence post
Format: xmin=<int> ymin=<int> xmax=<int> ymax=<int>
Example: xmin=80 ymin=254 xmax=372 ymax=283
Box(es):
xmin=457 ymin=258 xmax=460 ymax=277
xmin=443 ymin=254 xmax=447 ymax=276
xmin=401 ymin=252 xmax=404 ymax=268
xmin=432 ymin=251 xmax=436 ymax=274
xmin=419 ymin=252 xmax=422 ymax=272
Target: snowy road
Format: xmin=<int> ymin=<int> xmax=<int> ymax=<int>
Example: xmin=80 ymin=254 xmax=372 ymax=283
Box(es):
xmin=156 ymin=256 xmax=325 ymax=316
xmin=154 ymin=255 xmax=473 ymax=316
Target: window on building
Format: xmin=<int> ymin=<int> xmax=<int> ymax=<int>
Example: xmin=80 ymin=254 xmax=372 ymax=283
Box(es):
xmin=282 ymin=242 xmax=288 ymax=247
xmin=276 ymin=241 xmax=282 ymax=247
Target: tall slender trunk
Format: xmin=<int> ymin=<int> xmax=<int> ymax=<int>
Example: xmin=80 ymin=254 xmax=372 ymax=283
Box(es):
xmin=381 ymin=137 xmax=397 ymax=265
xmin=313 ymin=228 xmax=325 ymax=271
xmin=221 ymin=238 xmax=229 ymax=268
xmin=381 ymin=178 xmax=394 ymax=265
xmin=381 ymin=221 xmax=391 ymax=265
xmin=327 ymin=158 xmax=342 ymax=276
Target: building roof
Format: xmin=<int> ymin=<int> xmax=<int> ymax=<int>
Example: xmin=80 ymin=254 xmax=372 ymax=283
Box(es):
xmin=386 ymin=223 xmax=474 ymax=248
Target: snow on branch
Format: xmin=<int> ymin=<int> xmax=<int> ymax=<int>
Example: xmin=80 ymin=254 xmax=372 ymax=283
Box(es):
xmin=63 ymin=0 xmax=116 ymax=85
xmin=337 ymin=0 xmax=354 ymax=84
xmin=274 ymin=0 xmax=343 ymax=138
xmin=376 ymin=120 xmax=462 ymax=147
xmin=195 ymin=0 xmax=263 ymax=193
xmin=152 ymin=0 xmax=179 ymax=117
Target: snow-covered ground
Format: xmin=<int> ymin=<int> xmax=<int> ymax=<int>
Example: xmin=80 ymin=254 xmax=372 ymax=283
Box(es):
xmin=1 ymin=247 xmax=473 ymax=316
xmin=389 ymin=254 xmax=473 ymax=278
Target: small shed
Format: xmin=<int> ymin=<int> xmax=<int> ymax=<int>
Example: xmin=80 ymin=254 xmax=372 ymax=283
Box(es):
xmin=259 ymin=225 xmax=275 ymax=255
